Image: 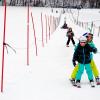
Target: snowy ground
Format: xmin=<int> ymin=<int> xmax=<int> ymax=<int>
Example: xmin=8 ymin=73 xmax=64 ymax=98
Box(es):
xmin=0 ymin=7 xmax=100 ymax=100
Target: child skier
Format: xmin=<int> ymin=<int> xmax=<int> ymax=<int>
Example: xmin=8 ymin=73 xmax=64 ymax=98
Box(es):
xmin=86 ymin=33 xmax=100 ymax=84
xmin=66 ymin=27 xmax=75 ymax=47
xmin=70 ymin=33 xmax=100 ymax=85
xmin=72 ymin=36 xmax=97 ymax=88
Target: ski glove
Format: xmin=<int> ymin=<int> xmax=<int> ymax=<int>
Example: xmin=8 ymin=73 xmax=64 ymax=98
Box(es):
xmin=72 ymin=59 xmax=76 ymax=66
xmin=93 ymin=48 xmax=97 ymax=54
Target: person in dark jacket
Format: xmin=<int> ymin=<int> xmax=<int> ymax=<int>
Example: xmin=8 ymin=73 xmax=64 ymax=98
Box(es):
xmin=72 ymin=36 xmax=97 ymax=88
xmin=66 ymin=27 xmax=75 ymax=47
xmin=61 ymin=21 xmax=68 ymax=29
xmin=61 ymin=17 xmax=68 ymax=29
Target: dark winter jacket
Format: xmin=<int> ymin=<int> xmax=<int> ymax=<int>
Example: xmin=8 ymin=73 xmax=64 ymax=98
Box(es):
xmin=66 ymin=31 xmax=74 ymax=38
xmin=61 ymin=23 xmax=68 ymax=29
xmin=72 ymin=43 xmax=97 ymax=66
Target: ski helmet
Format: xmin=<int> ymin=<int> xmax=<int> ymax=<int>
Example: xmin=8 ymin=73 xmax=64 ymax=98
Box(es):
xmin=79 ymin=36 xmax=87 ymax=42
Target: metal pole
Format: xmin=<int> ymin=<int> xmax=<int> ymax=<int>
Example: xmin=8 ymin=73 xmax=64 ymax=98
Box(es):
xmin=27 ymin=2 xmax=29 ymax=65
xmin=1 ymin=0 xmax=6 ymax=93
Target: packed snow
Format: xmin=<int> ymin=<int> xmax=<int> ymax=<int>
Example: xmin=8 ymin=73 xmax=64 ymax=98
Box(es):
xmin=0 ymin=6 xmax=100 ymax=100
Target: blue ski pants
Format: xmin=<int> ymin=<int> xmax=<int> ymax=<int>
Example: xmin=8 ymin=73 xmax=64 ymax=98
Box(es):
xmin=76 ymin=63 xmax=93 ymax=81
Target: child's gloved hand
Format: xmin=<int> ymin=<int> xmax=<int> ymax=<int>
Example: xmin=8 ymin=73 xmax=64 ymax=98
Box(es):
xmin=93 ymin=48 xmax=97 ymax=54
xmin=73 ymin=61 xmax=78 ymax=67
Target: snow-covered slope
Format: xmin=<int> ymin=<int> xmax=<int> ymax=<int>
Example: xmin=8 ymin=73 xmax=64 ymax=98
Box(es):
xmin=0 ymin=7 xmax=100 ymax=100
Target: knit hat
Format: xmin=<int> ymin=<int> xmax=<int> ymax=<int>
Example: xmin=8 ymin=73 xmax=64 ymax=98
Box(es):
xmin=68 ymin=27 xmax=72 ymax=31
xmin=88 ymin=33 xmax=93 ymax=36
xmin=79 ymin=36 xmax=87 ymax=42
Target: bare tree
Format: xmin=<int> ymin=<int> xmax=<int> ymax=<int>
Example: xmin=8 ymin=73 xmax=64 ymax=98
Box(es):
xmin=10 ymin=0 xmax=16 ymax=6
xmin=81 ymin=0 xmax=86 ymax=7
xmin=95 ymin=0 xmax=100 ymax=8
xmin=88 ymin=0 xmax=95 ymax=8
xmin=1 ymin=0 xmax=100 ymax=8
